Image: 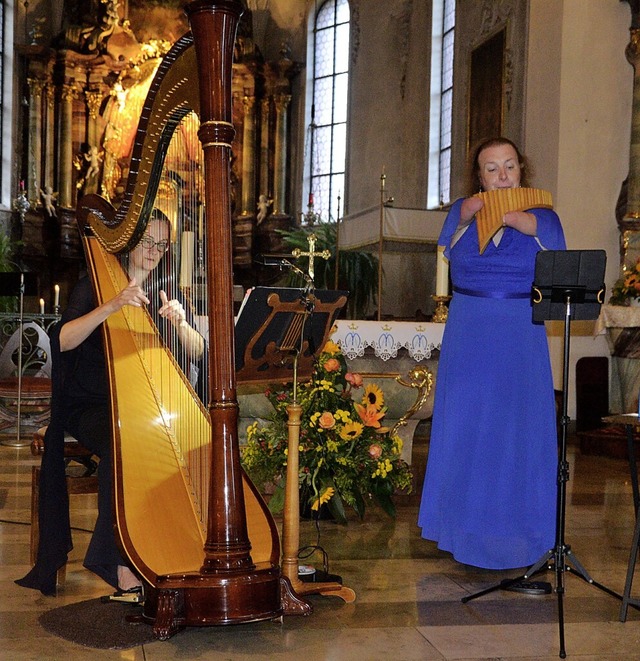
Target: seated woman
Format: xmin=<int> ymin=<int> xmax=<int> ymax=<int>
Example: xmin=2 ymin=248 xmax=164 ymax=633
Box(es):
xmin=17 ymin=209 xmax=204 ymax=598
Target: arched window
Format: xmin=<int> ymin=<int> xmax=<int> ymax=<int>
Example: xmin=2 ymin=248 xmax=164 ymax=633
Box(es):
xmin=428 ymin=0 xmax=455 ymax=207
xmin=304 ymin=0 xmax=350 ymax=223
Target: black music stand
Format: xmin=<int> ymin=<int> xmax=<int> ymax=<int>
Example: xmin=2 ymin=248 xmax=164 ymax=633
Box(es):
xmin=461 ymin=250 xmax=618 ymax=659
xmin=0 ymin=272 xmax=39 ymax=447
xmin=235 ymin=286 xmax=347 ymax=384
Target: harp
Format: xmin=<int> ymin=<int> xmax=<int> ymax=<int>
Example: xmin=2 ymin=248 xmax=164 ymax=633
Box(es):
xmin=76 ymin=1 xmax=293 ymax=639
xmin=474 ymin=187 xmax=553 ymax=253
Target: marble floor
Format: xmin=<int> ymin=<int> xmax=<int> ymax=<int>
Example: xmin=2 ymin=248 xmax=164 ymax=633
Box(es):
xmin=2 ymin=428 xmax=640 ymax=660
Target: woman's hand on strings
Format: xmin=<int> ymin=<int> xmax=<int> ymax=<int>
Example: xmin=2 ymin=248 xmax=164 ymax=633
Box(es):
xmin=158 ymin=290 xmax=187 ymax=328
xmin=112 ymin=278 xmax=150 ymax=311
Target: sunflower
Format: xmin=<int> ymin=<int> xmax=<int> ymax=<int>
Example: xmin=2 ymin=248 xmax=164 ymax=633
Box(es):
xmin=311 ymin=486 xmax=335 ymax=510
xmin=339 ymin=420 xmax=364 ymax=440
xmin=362 ymin=383 xmax=384 ymax=410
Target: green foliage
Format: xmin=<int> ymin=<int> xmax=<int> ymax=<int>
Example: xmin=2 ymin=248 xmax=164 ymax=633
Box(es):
xmin=240 ymin=340 xmax=412 ymax=524
xmin=277 ymin=222 xmax=378 ymax=319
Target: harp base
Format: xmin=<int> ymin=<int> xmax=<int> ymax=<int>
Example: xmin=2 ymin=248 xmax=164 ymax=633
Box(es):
xmin=140 ymin=564 xmax=283 ymax=640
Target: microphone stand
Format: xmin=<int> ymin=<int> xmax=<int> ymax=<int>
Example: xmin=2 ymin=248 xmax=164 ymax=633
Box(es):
xmin=257 ymin=256 xmax=356 ymax=610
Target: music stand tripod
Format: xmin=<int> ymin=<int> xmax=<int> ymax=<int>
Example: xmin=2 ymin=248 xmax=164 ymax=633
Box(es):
xmin=461 ymin=250 xmax=620 ymax=659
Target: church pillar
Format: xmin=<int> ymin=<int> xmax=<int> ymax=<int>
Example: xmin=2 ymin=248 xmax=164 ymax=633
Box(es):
xmin=259 ymin=97 xmax=270 ymax=200
xmin=240 ymin=94 xmax=257 ymax=215
xmin=59 ymin=84 xmax=78 ymax=209
xmin=26 ymin=76 xmax=45 ymax=202
xmin=84 ymin=90 xmax=103 ymax=195
xmin=625 ymin=27 xmax=640 ymax=219
xmin=272 ymin=93 xmax=291 ymax=216
xmin=44 ymin=83 xmax=56 ymax=191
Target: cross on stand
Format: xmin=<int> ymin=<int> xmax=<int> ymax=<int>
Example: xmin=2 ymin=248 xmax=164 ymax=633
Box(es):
xmin=291 ymin=233 xmax=331 ymax=281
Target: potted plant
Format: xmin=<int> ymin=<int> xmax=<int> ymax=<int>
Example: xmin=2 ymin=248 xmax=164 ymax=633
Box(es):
xmin=610 ymin=259 xmax=640 ymax=306
xmin=240 ymin=339 xmax=412 ymax=524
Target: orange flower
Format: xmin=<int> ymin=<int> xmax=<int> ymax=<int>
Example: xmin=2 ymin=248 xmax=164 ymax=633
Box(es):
xmin=345 ymin=372 xmax=363 ymax=388
xmin=355 ymin=402 xmax=385 ymax=428
xmin=318 ymin=411 xmax=336 ymax=430
xmin=368 ymin=443 xmax=383 ymax=459
xmin=323 ymin=357 xmax=340 ymax=373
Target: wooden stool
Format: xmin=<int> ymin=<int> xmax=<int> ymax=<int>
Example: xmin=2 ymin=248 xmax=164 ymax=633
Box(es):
xmin=30 ymin=426 xmax=99 ymax=585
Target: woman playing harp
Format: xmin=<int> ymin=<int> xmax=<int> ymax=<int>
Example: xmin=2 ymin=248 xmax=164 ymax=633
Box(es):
xmin=17 ymin=207 xmax=205 ymax=598
xmin=418 ymin=137 xmax=566 ymax=570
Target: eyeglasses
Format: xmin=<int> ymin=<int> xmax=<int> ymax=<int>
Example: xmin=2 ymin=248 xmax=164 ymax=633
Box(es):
xmin=140 ymin=235 xmax=169 ymax=253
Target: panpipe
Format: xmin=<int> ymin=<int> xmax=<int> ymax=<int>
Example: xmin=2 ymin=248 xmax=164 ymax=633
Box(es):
xmin=474 ymin=187 xmax=553 ymax=253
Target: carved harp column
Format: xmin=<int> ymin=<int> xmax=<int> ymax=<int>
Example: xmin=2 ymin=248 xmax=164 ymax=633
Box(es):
xmin=187 ymin=0 xmax=249 ymax=573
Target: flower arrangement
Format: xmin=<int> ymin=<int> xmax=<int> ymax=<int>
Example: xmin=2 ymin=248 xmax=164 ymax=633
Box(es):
xmin=610 ymin=259 xmax=640 ymax=305
xmin=241 ymin=340 xmax=413 ymax=524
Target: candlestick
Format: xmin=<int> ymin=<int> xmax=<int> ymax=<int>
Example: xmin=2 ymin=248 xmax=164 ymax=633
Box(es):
xmin=53 ymin=284 xmax=59 ymax=308
xmin=435 ymin=245 xmax=449 ymax=296
xmin=39 ymin=298 xmax=45 ymax=315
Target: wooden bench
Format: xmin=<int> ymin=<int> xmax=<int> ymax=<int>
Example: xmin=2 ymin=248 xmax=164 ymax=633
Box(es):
xmin=30 ymin=426 xmax=99 ymax=585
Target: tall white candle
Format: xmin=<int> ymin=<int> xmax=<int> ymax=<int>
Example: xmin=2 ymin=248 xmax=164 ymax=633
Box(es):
xmin=39 ymin=298 xmax=45 ymax=315
xmin=180 ymin=231 xmax=195 ymax=289
xmin=435 ymin=245 xmax=449 ymax=296
xmin=53 ymin=284 xmax=60 ymax=307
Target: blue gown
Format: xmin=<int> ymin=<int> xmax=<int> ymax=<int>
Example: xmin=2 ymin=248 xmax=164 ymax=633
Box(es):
xmin=418 ymin=198 xmax=566 ymax=569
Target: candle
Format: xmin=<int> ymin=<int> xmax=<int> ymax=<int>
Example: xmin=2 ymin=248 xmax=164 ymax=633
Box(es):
xmin=308 ymin=192 xmax=314 ymax=207
xmin=39 ymin=298 xmax=45 ymax=315
xmin=54 ymin=284 xmax=60 ymax=307
xmin=180 ymin=231 xmax=195 ymax=289
xmin=435 ymin=245 xmax=449 ymax=296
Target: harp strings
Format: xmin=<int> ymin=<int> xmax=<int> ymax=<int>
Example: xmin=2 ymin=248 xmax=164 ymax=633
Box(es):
xmin=116 ymin=111 xmax=211 ymax=521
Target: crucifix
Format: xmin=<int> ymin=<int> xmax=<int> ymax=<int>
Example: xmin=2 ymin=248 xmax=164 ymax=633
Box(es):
xmin=291 ymin=233 xmax=330 ymax=281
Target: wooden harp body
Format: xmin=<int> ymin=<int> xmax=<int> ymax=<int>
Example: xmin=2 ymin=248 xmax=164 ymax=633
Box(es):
xmin=76 ymin=0 xmax=284 ymax=639
xmin=474 ymin=187 xmax=553 ymax=253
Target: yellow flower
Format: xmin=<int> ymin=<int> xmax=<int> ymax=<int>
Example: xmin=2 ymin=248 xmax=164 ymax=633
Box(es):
xmin=362 ymin=384 xmax=384 ymax=410
xmin=311 ymin=486 xmax=335 ymax=510
xmin=322 ymin=340 xmax=341 ymax=355
xmin=339 ymin=421 xmax=364 ymax=440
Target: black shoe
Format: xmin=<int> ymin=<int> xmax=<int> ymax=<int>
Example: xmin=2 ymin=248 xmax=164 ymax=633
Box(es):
xmin=501 ymin=579 xmax=552 ymax=595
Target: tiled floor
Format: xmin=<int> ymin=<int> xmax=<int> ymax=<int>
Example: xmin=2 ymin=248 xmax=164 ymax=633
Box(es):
xmin=2 ymin=429 xmax=640 ymax=660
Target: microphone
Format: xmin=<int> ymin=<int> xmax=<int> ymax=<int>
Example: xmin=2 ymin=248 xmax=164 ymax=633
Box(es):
xmin=255 ymin=255 xmax=288 ymax=269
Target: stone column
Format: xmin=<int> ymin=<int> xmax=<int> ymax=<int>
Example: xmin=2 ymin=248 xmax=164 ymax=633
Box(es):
xmin=84 ymin=90 xmax=103 ymax=195
xmin=272 ymin=93 xmax=291 ymax=216
xmin=26 ymin=77 xmax=45 ymax=202
xmin=259 ymin=97 xmax=270 ymax=199
xmin=58 ymin=84 xmax=78 ymax=209
xmin=44 ymin=83 xmax=56 ymax=192
xmin=240 ymin=94 xmax=256 ymax=215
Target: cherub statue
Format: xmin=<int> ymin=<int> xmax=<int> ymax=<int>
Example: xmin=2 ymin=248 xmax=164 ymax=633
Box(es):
xmin=84 ymin=145 xmax=102 ymax=181
xmin=256 ymin=194 xmax=272 ymax=225
xmin=39 ymin=186 xmax=58 ymax=218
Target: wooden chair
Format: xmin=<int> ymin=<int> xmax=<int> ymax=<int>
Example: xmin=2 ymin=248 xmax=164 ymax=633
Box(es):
xmin=30 ymin=426 xmax=99 ymax=585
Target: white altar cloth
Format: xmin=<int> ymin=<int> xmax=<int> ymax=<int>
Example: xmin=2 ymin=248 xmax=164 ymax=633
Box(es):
xmin=338 ymin=206 xmax=447 ymax=249
xmin=333 ymin=320 xmax=444 ymax=361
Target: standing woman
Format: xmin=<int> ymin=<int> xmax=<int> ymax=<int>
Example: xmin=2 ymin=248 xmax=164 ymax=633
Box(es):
xmin=418 ymin=137 xmax=566 ymax=569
